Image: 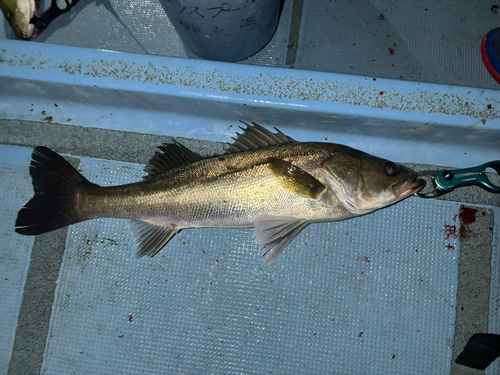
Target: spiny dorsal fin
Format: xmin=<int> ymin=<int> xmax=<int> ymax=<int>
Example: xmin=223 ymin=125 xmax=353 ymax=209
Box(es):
xmin=225 ymin=122 xmax=296 ymax=154
xmin=145 ymin=141 xmax=203 ymax=177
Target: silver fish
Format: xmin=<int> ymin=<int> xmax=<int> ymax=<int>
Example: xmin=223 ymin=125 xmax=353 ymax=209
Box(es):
xmin=15 ymin=123 xmax=424 ymax=265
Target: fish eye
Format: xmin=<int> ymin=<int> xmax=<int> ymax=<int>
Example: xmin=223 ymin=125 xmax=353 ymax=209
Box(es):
xmin=6 ymin=11 xmax=13 ymax=19
xmin=385 ymin=162 xmax=398 ymax=176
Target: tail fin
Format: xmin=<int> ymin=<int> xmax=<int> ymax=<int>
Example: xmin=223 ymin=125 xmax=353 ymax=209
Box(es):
xmin=15 ymin=147 xmax=95 ymax=235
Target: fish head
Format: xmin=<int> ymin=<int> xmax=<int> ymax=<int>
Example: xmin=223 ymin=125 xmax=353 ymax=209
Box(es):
xmin=319 ymin=147 xmax=425 ymax=215
xmin=0 ymin=0 xmax=36 ymax=40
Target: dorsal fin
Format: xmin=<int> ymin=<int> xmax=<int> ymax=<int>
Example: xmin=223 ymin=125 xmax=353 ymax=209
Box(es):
xmin=145 ymin=123 xmax=295 ymax=176
xmin=225 ymin=122 xmax=296 ymax=154
xmin=145 ymin=141 xmax=203 ymax=177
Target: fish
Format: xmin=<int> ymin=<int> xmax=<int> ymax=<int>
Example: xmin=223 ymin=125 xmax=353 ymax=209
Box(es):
xmin=15 ymin=122 xmax=425 ymax=265
xmin=0 ymin=0 xmax=36 ymax=39
xmin=1 ymin=0 xmax=78 ymax=40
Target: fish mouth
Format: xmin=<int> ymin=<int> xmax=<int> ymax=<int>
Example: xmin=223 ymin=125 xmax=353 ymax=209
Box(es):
xmin=12 ymin=21 xmax=34 ymax=40
xmin=11 ymin=2 xmax=36 ymax=40
xmin=22 ymin=22 xmax=36 ymax=39
xmin=24 ymin=4 xmax=37 ymax=39
xmin=391 ymin=178 xmax=426 ymax=199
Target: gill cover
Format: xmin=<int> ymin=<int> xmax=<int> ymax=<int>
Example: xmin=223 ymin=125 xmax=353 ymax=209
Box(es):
xmin=318 ymin=147 xmax=421 ymax=215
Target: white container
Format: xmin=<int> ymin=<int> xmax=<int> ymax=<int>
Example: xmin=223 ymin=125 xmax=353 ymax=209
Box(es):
xmin=159 ymin=0 xmax=280 ymax=61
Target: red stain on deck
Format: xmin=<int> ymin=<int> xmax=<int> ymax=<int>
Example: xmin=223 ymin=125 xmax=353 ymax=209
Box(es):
xmin=445 ymin=244 xmax=455 ymax=250
xmin=444 ymin=224 xmax=457 ymax=239
xmin=458 ymin=205 xmax=477 ymax=240
xmin=491 ymin=5 xmax=499 ymax=13
xmin=389 ymin=48 xmax=395 ymax=55
xmin=372 ymin=78 xmax=377 ymax=81
xmin=128 ymin=315 xmax=133 ymax=322
xmin=481 ymin=119 xmax=486 ymax=124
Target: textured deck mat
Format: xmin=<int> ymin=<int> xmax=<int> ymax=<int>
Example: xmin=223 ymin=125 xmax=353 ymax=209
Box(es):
xmin=487 ymin=216 xmax=500 ymax=375
xmin=41 ymin=157 xmax=462 ymax=374
xmin=295 ymin=0 xmax=499 ymax=89
xmin=0 ymin=146 xmax=35 ymax=375
xmin=34 ymin=0 xmax=293 ymax=67
xmin=2 ymin=0 xmax=496 ymax=87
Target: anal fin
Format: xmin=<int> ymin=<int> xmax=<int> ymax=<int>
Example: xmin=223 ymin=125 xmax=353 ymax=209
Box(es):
xmin=130 ymin=220 xmax=179 ymax=258
xmin=254 ymin=215 xmax=308 ymax=266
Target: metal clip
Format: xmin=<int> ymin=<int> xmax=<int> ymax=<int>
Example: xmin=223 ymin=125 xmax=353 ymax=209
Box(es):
xmin=415 ymin=161 xmax=500 ymax=198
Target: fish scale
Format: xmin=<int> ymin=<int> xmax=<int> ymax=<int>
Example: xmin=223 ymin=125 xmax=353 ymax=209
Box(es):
xmin=82 ymin=143 xmax=350 ymax=226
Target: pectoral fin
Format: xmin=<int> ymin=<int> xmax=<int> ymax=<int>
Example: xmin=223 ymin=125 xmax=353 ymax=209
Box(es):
xmin=254 ymin=215 xmax=308 ymax=265
xmin=268 ymin=157 xmax=326 ymax=199
xmin=130 ymin=220 xmax=179 ymax=258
